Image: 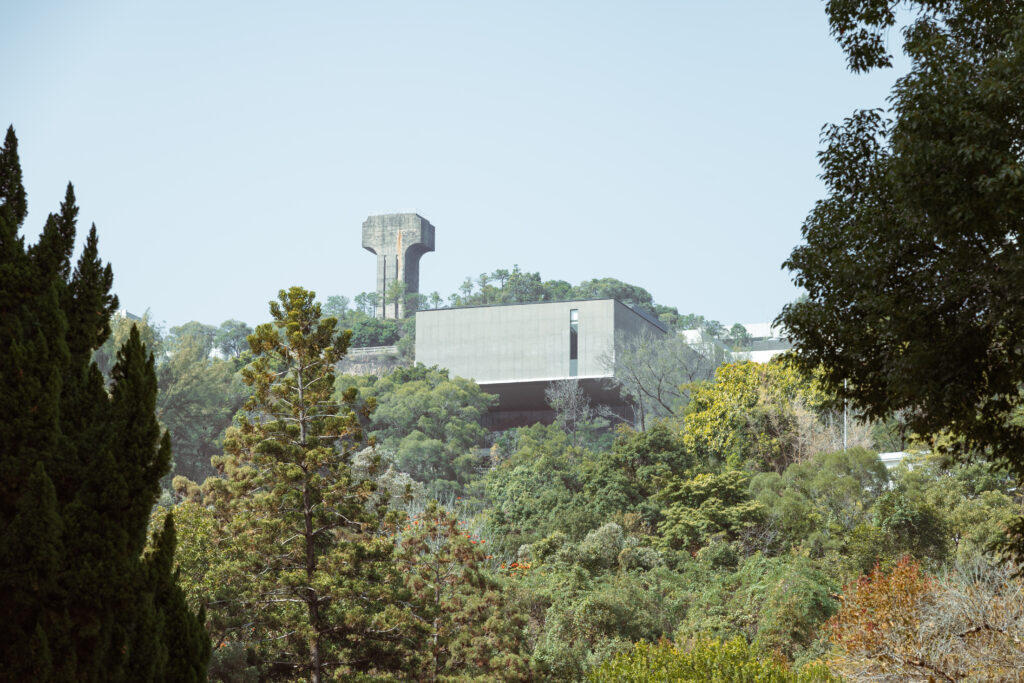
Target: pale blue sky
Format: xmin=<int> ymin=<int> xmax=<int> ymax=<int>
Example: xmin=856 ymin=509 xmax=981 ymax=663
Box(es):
xmin=4 ymin=1 xmax=905 ymax=329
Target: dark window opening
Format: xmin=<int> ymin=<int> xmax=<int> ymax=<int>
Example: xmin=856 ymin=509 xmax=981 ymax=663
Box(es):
xmin=569 ymin=309 xmax=579 ymax=376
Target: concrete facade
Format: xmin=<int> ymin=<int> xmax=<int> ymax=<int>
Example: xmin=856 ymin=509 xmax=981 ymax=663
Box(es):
xmin=415 ymin=299 xmax=667 ymax=427
xmin=362 ymin=213 xmax=435 ymax=319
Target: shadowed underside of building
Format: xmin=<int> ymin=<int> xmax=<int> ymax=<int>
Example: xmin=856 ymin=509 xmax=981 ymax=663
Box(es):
xmin=415 ymin=299 xmax=667 ymax=429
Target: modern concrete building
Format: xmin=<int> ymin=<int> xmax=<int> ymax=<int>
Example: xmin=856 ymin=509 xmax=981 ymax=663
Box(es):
xmin=415 ymin=299 xmax=667 ymax=427
xmin=362 ymin=213 xmax=435 ymax=319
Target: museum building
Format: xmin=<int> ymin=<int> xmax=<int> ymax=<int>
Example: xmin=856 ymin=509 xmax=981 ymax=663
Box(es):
xmin=415 ymin=298 xmax=667 ymax=428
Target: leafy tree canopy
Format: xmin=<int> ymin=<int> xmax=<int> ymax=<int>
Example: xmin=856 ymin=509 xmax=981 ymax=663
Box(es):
xmin=444 ymin=266 xmax=681 ymax=320
xmin=779 ymin=2 xmax=1024 ymax=561
xmin=582 ymin=423 xmax=694 ymax=531
xmin=682 ymin=360 xmax=831 ymax=472
xmin=338 ymin=364 xmax=497 ymax=498
xmin=749 ymin=447 xmax=890 ymax=563
xmin=655 ymin=469 xmax=767 ymax=558
xmin=156 ymin=325 xmax=248 ymax=483
xmin=483 ymin=423 xmax=602 ymax=554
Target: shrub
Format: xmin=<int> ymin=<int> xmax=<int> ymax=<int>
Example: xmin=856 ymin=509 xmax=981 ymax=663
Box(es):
xmin=588 ymin=637 xmax=838 ymax=682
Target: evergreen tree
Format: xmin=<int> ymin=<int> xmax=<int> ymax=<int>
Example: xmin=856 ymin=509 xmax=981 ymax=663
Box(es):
xmin=204 ymin=286 xmax=411 ymax=681
xmin=0 ymin=125 xmax=208 ymax=681
xmin=397 ymin=501 xmax=531 ymax=682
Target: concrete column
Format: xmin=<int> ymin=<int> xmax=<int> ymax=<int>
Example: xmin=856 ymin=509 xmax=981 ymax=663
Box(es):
xmin=362 ymin=214 xmax=435 ymax=319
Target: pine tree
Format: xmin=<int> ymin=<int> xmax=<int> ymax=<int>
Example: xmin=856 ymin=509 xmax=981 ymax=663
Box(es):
xmin=205 ymin=286 xmax=411 ymax=681
xmin=0 ymin=125 xmax=208 ymax=681
xmin=397 ymin=501 xmax=531 ymax=682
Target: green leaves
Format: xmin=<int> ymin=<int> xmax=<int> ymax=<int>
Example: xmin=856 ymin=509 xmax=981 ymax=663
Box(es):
xmin=0 ymin=126 xmax=207 ymax=680
xmin=785 ymin=1 xmax=1024 ymax=564
xmin=655 ymin=470 xmax=766 ymax=555
xmin=682 ymin=360 xmax=827 ymax=472
xmin=588 ymin=637 xmax=838 ymax=682
xmin=785 ymin=2 xmax=1024 ymax=467
xmin=340 ymin=364 xmax=496 ymax=497
xmin=201 ymin=286 xmax=410 ymax=680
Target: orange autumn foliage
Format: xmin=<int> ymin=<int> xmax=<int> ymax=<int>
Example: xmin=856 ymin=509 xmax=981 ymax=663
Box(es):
xmin=827 ymin=557 xmax=1024 ymax=682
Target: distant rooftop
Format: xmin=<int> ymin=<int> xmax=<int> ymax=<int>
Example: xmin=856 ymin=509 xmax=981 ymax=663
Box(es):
xmin=741 ymin=322 xmax=786 ymax=340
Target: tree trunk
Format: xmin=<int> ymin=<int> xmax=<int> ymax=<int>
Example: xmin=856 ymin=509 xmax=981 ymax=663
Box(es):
xmin=298 ymin=364 xmax=322 ymax=683
xmin=305 ymin=480 xmax=322 ymax=683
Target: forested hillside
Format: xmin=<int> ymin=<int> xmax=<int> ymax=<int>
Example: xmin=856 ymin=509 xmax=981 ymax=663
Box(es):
xmin=6 ymin=1 xmax=1024 ymax=680
xmin=5 ymin=187 xmax=1018 ymax=681
xmin=142 ymin=287 xmax=1020 ymax=681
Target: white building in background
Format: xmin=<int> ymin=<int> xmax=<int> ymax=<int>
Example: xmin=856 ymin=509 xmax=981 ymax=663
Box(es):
xmin=679 ymin=322 xmax=792 ymax=364
xmin=735 ymin=322 xmax=792 ymax=363
xmin=879 ymin=451 xmax=911 ymax=470
xmin=733 ymin=339 xmax=792 ymax=364
xmin=739 ymin=322 xmax=783 ymax=340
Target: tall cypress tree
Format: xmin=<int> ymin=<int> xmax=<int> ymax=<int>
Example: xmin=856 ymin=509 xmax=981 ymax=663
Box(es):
xmin=0 ymin=125 xmax=209 ymax=681
xmin=0 ymin=123 xmax=67 ymax=682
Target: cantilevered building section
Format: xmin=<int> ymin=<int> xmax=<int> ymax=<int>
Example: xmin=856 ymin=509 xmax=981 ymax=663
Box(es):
xmin=415 ymin=299 xmax=667 ymax=428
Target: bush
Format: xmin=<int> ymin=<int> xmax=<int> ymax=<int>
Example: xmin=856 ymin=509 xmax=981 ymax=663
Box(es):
xmin=588 ymin=638 xmax=837 ymax=682
xmin=828 ymin=556 xmax=1024 ymax=681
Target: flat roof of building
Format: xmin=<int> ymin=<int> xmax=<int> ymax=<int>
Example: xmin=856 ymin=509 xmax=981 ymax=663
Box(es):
xmin=418 ymin=298 xmax=669 ymax=332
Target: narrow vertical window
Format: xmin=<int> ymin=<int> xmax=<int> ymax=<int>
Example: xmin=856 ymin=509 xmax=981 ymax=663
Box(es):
xmin=569 ymin=308 xmax=579 ymax=376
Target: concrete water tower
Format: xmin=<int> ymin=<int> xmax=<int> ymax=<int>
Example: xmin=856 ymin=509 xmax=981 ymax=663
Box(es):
xmin=361 ymin=213 xmax=435 ymax=319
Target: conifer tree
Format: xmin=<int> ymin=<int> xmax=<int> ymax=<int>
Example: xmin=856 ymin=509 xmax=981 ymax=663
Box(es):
xmin=0 ymin=125 xmax=208 ymax=681
xmin=397 ymin=501 xmax=531 ymax=682
xmin=0 ymin=125 xmax=65 ymax=680
xmin=205 ymin=286 xmax=410 ymax=681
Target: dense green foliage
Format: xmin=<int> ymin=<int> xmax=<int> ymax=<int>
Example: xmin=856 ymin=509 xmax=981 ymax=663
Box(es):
xmin=199 ymin=288 xmax=410 ymax=681
xmin=483 ymin=422 xmax=695 ymax=555
xmin=128 ymin=343 xmax=1024 ymax=680
xmin=419 ymin=266 xmax=742 ymax=335
xmin=397 ymin=501 xmax=531 ymax=681
xmin=780 ymin=1 xmax=1024 ymax=559
xmin=0 ymin=126 xmax=207 ymax=681
xmin=75 ymin=302 xmax=1024 ymax=681
xmin=157 ymin=321 xmax=249 ymax=482
xmin=338 ymin=365 xmax=498 ymax=498
xmin=16 ymin=3 xmax=1024 ymax=667
xmin=655 ymin=469 xmax=766 ymax=556
xmin=95 ymin=315 xmax=251 ymax=485
xmin=682 ymin=361 xmax=831 ymax=472
xmin=168 ymin=291 xmax=546 ymax=681
xmin=320 ymin=294 xmax=412 ymax=347
xmin=588 ymin=638 xmax=837 ymax=683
